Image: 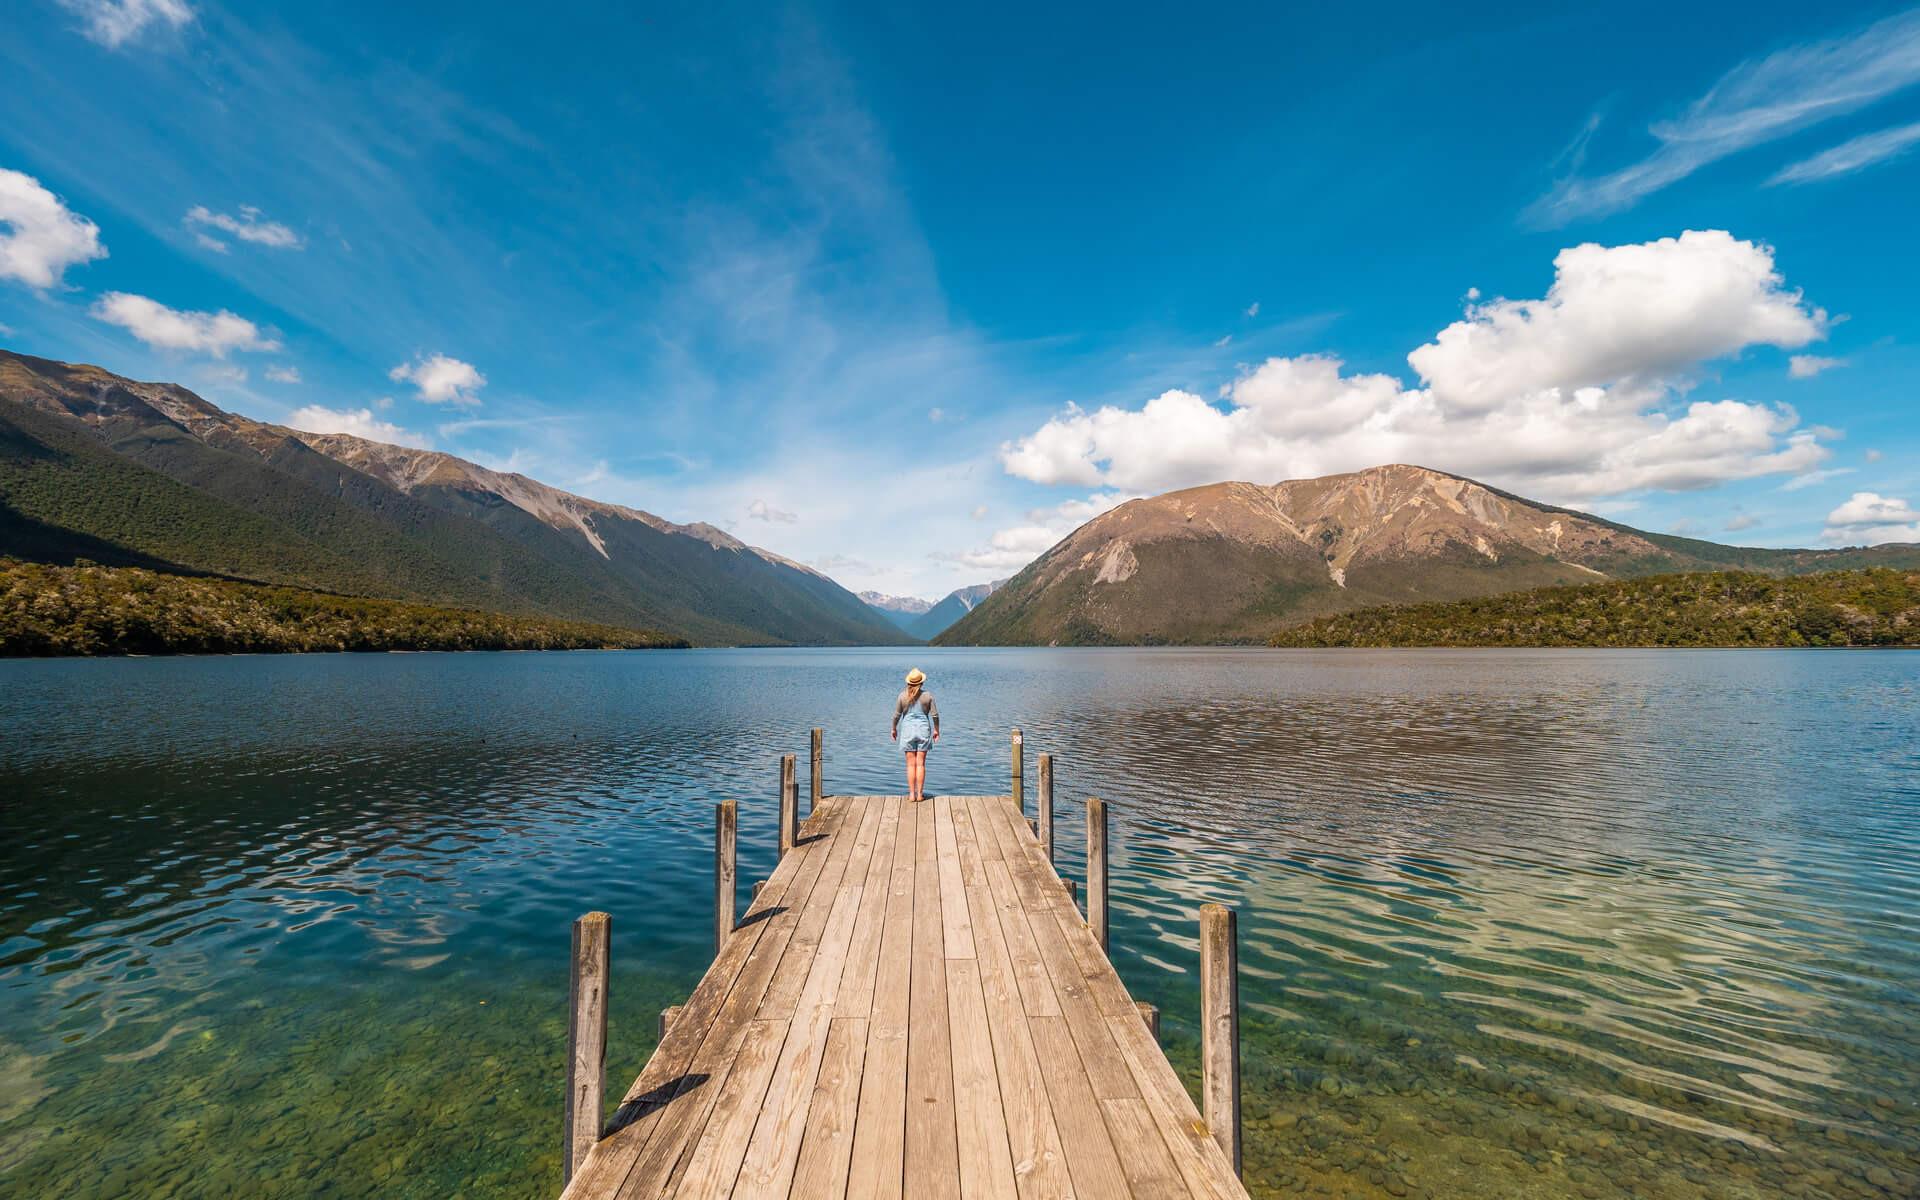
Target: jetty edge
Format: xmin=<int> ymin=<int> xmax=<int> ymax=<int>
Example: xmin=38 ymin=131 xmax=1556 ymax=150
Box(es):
xmin=557 ymin=727 xmax=1249 ymax=1199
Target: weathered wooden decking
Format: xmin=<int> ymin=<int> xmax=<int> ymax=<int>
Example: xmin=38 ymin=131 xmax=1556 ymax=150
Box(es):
xmin=560 ymin=793 xmax=1248 ymax=1200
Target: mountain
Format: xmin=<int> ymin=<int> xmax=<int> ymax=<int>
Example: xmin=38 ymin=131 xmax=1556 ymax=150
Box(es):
xmin=858 ymin=580 xmax=1007 ymax=639
xmin=858 ymin=590 xmax=934 ymax=634
xmin=0 ymin=349 xmax=911 ymax=646
xmin=936 ymin=464 xmax=1920 ymax=645
xmin=904 ymin=579 xmax=1006 ymax=640
xmin=1268 ymin=569 xmax=1920 ymax=648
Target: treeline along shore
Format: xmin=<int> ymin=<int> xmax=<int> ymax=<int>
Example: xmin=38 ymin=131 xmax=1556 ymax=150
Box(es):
xmin=1269 ymin=569 xmax=1920 ymax=648
xmin=0 ymin=561 xmax=687 ymax=657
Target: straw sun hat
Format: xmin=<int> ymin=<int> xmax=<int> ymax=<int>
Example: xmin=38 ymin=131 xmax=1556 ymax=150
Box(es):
xmin=904 ymin=668 xmax=926 ymax=685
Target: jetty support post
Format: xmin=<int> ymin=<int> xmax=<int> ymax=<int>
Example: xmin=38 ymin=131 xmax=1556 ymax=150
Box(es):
xmin=779 ymin=754 xmax=798 ymax=858
xmin=1200 ymin=903 xmax=1242 ymax=1176
xmin=1038 ymin=753 xmax=1054 ymax=863
xmin=715 ymin=800 xmax=736 ymax=955
xmin=1136 ymin=1001 xmax=1160 ymax=1041
xmin=1011 ymin=728 xmax=1024 ymax=814
xmin=564 ymin=911 xmax=611 ymax=1184
xmin=810 ymin=728 xmax=824 ymax=813
xmin=1088 ymin=797 xmax=1109 ymax=951
xmin=658 ymin=1004 xmax=683 ymax=1042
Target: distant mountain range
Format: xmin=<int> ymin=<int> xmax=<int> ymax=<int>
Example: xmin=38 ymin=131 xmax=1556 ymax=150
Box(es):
xmin=861 ymin=579 xmax=1006 ymax=640
xmin=0 ymin=350 xmax=911 ymax=646
xmin=937 ymin=464 xmax=1920 ymax=645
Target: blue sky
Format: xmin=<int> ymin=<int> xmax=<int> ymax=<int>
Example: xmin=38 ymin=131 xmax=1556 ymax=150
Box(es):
xmin=2 ymin=0 xmax=1917 ymax=597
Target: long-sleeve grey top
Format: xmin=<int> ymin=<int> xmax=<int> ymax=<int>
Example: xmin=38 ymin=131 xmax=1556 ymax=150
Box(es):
xmin=892 ymin=688 xmax=939 ymax=734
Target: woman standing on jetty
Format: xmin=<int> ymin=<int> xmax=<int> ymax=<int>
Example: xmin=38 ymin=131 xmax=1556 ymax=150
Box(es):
xmin=891 ymin=667 xmax=940 ymax=802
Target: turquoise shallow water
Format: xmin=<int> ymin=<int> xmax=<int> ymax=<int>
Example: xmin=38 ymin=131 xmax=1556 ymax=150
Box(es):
xmin=1 ymin=647 xmax=1916 ymax=1198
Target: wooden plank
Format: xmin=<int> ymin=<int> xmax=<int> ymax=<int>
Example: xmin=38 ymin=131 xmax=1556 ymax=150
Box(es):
xmin=1104 ymin=1014 xmax=1248 ymax=1200
xmin=1102 ymin=1098 xmax=1190 ymax=1200
xmin=981 ymin=860 xmax=1060 ymax=1020
xmin=845 ymin=799 xmax=918 ymax=1200
xmin=565 ymin=911 xmax=612 ymax=1185
xmin=835 ymin=800 xmax=902 ymax=1019
xmin=1026 ymin=1016 xmax=1134 ymax=1199
xmin=946 ymin=955 xmax=1019 ymax=1200
xmin=904 ymin=799 xmax=960 ymax=1199
xmin=975 ymin=802 xmax=1140 ymax=1100
xmin=763 ymin=799 xmax=880 ymax=1016
xmin=731 ymin=882 xmax=867 ymax=1198
xmin=575 ymin=800 xmax=858 ymax=1200
xmin=934 ymin=797 xmax=975 ymax=959
xmin=986 ymin=796 xmax=1140 ymax=1022
xmin=788 ymin=1017 xmax=869 ymax=1200
xmin=952 ymin=800 xmax=1075 ymax=1200
xmin=668 ymin=1018 xmax=790 ymax=1197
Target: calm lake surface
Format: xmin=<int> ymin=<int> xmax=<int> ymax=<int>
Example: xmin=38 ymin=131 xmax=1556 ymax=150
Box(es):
xmin=2 ymin=648 xmax=1916 ymax=1199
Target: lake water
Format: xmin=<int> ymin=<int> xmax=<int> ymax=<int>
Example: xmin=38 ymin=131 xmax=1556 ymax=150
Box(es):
xmin=1 ymin=648 xmax=1916 ymax=1199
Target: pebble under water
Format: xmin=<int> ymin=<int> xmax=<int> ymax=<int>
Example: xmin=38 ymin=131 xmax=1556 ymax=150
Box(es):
xmin=1 ymin=647 xmax=1915 ymax=1198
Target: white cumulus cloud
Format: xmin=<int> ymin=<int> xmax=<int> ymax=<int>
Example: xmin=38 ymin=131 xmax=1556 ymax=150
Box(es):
xmin=264 ymin=365 xmax=302 ymax=384
xmin=1823 ymin=492 xmax=1920 ymax=544
xmin=185 ymin=205 xmax=303 ymax=251
xmin=1788 ymin=354 xmax=1846 ymax=379
xmin=0 ymin=168 xmax=107 ymax=289
xmin=286 ymin=405 xmax=428 ymax=449
xmin=1000 ymin=230 xmax=1830 ymax=503
xmin=90 ymin=291 xmax=279 ymax=356
xmin=57 ymin=0 xmax=193 ymax=48
xmin=389 ymin=353 xmax=485 ymax=405
xmin=949 ymin=492 xmax=1136 ymax=572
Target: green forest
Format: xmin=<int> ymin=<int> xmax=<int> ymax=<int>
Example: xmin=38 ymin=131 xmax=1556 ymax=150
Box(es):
xmin=0 ymin=560 xmax=687 ymax=657
xmin=1268 ymin=569 xmax=1920 ymax=648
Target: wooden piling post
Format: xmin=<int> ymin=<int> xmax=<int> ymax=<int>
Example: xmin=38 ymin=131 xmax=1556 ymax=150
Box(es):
xmin=715 ymin=800 xmax=736 ymax=955
xmin=1011 ymin=728 xmax=1025 ymax=814
xmin=659 ymin=1004 xmax=683 ymax=1042
xmin=752 ymin=880 xmax=766 ymax=907
xmin=1136 ymin=1001 xmax=1160 ymax=1041
xmin=1038 ymin=753 xmax=1054 ymax=863
xmin=779 ymin=754 xmax=797 ymax=858
xmin=563 ymin=911 xmax=611 ymax=1184
xmin=1200 ymin=903 xmax=1242 ymax=1176
xmin=1064 ymin=877 xmax=1077 ymax=913
xmin=810 ymin=727 xmax=824 ymax=813
xmin=1087 ymin=797 xmax=1109 ymax=951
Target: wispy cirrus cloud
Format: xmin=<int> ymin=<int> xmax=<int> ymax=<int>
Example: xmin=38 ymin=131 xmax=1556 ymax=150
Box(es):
xmin=1530 ymin=9 xmax=1920 ymax=225
xmin=1770 ymin=120 xmax=1920 ymax=185
xmin=57 ymin=0 xmax=193 ymax=49
xmin=185 ymin=204 xmax=303 ymax=252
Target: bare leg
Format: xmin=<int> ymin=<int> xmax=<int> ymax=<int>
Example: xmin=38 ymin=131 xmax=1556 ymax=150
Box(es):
xmin=903 ymin=751 xmax=914 ymax=800
xmin=917 ymin=750 xmax=929 ymax=800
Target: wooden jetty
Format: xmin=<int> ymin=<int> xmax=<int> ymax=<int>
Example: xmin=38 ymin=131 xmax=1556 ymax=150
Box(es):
xmin=559 ymin=730 xmax=1248 ymax=1200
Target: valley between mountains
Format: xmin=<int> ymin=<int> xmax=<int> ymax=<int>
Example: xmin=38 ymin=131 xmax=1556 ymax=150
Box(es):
xmin=5 ymin=349 xmax=1917 ymax=651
